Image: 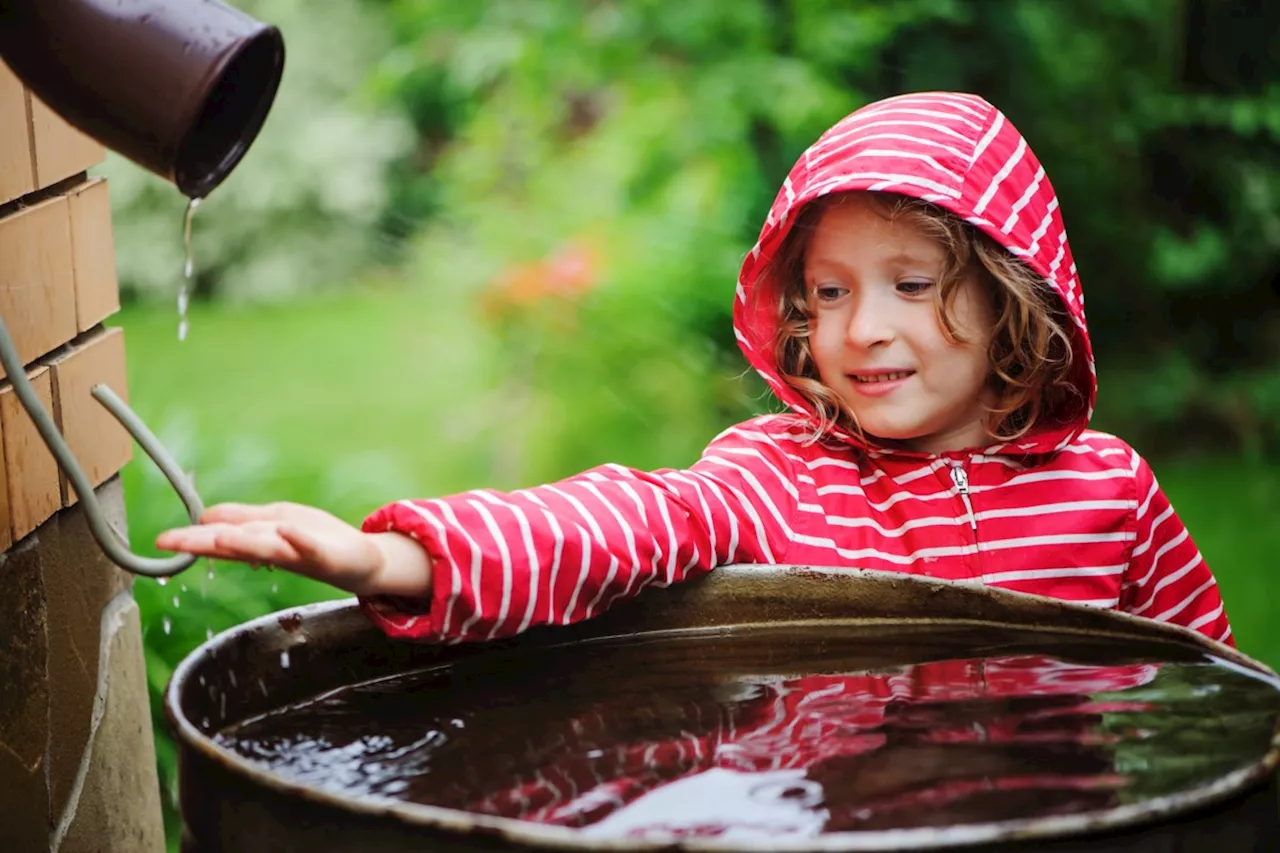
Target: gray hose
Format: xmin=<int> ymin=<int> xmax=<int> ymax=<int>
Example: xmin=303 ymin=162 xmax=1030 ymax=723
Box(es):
xmin=0 ymin=317 xmax=203 ymax=576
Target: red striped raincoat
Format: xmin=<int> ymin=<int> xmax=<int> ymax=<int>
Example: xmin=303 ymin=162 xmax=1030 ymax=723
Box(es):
xmin=359 ymin=91 xmax=1233 ymax=648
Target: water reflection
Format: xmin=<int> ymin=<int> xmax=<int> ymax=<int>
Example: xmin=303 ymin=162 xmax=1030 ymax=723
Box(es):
xmin=216 ymin=625 xmax=1280 ymax=839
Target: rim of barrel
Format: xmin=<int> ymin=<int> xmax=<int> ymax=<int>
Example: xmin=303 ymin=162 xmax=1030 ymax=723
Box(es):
xmin=164 ymin=566 xmax=1280 ymax=852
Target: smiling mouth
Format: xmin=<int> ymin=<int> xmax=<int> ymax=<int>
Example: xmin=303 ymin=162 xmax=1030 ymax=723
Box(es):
xmin=850 ymin=371 xmax=914 ymax=383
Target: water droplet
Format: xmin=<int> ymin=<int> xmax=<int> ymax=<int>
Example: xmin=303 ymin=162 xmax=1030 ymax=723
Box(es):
xmin=206 ymin=627 xmax=215 ymax=641
xmin=207 ymin=561 xmax=217 ymax=581
xmin=157 ymin=576 xmax=169 ymax=587
xmin=163 ymin=617 xmax=172 ymax=635
xmin=180 ymin=584 xmax=188 ymax=593
xmin=228 ymin=670 xmax=238 ymax=688
xmin=172 ymin=595 xmax=181 ymax=609
xmin=178 ymin=197 xmax=200 ymax=341
xmin=280 ymin=650 xmax=291 ymax=669
xmin=271 ymin=583 xmax=279 ymax=594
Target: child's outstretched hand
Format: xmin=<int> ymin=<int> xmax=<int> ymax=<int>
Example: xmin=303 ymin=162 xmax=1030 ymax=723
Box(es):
xmin=155 ymin=502 xmax=433 ymax=597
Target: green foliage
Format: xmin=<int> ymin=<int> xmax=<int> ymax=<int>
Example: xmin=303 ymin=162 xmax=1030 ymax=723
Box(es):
xmin=107 ymin=0 xmax=1280 ymax=454
xmin=362 ymin=0 xmax=1001 ymax=489
xmin=101 ymin=0 xmax=414 ymax=305
xmin=1155 ymin=459 xmax=1280 ymax=664
xmin=359 ymin=0 xmax=1280 ymax=457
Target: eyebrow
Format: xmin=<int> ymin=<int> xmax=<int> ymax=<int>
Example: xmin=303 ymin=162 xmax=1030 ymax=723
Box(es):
xmin=884 ymin=250 xmax=941 ymax=265
xmin=805 ymin=250 xmax=945 ymax=271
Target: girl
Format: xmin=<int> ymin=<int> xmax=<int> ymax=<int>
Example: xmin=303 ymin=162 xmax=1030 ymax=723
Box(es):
xmin=157 ymin=91 xmax=1233 ymax=649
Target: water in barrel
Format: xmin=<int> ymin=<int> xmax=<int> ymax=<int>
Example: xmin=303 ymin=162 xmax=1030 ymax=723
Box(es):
xmin=213 ymin=623 xmax=1280 ymax=842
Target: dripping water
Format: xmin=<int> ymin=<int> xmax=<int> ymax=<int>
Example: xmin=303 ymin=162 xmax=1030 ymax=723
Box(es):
xmin=179 ymin=197 xmax=201 ymax=342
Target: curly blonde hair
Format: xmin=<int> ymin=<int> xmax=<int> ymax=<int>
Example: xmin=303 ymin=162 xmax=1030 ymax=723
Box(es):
xmin=761 ymin=191 xmax=1081 ymax=445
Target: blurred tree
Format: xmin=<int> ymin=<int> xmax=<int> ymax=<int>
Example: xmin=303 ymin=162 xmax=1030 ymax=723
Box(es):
xmin=107 ymin=0 xmax=1280 ymax=455
xmin=102 ymin=0 xmax=414 ymax=304
xmin=370 ymin=0 xmax=1280 ymax=459
xmin=1124 ymin=0 xmax=1280 ymax=458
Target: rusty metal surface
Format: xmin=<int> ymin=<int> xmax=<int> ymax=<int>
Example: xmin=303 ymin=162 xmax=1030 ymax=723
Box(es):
xmin=166 ymin=565 xmax=1280 ymax=851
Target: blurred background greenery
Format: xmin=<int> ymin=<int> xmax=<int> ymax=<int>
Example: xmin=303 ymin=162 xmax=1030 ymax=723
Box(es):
xmin=94 ymin=0 xmax=1278 ymax=845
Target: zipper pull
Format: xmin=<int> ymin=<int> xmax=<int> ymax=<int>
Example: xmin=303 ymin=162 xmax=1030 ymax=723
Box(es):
xmin=949 ymin=463 xmax=977 ymax=531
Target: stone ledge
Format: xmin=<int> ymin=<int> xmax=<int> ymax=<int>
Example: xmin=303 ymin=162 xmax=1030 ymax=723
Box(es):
xmin=44 ymin=477 xmax=132 ymax=821
xmin=0 ymin=477 xmax=161 ymax=853
xmin=53 ymin=593 xmax=163 ymax=853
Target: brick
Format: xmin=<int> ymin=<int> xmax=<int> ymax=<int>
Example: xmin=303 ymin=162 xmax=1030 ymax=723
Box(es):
xmin=0 ymin=61 xmax=35 ymax=206
xmin=0 ymin=195 xmax=78 ymax=377
xmin=48 ymin=327 xmax=132 ymax=507
xmin=28 ymin=91 xmax=105 ymax=191
xmin=0 ymin=365 xmax=61 ymax=541
xmin=68 ymin=178 xmax=121 ymax=331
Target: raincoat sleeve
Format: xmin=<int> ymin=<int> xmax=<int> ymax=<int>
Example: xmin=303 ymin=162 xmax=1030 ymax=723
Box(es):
xmin=1119 ymin=452 xmax=1233 ymax=647
xmin=356 ymin=419 xmax=798 ymax=643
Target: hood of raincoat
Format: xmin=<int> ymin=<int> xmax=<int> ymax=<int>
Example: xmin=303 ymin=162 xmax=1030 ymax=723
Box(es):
xmin=734 ymin=91 xmax=1096 ymax=457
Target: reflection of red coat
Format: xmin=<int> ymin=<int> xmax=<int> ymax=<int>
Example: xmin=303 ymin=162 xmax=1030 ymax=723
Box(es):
xmin=425 ymin=656 xmax=1158 ymax=835
xmin=358 ymin=93 xmax=1232 ymax=650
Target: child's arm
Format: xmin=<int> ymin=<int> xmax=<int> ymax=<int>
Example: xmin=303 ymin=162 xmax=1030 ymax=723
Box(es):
xmin=1119 ymin=453 xmax=1233 ymax=647
xmin=156 ymin=419 xmax=798 ymax=643
xmin=358 ymin=421 xmax=798 ymax=642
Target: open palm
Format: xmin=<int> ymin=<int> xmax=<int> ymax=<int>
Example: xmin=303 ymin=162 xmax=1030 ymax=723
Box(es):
xmin=156 ymin=501 xmax=384 ymax=592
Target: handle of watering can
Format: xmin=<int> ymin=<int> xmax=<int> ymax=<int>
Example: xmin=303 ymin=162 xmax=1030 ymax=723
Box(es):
xmin=0 ymin=317 xmax=203 ymax=577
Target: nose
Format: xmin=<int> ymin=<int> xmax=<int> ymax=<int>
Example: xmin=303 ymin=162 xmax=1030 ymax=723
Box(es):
xmin=844 ymin=291 xmax=895 ymax=349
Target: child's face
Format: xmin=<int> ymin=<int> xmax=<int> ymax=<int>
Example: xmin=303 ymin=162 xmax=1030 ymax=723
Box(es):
xmin=804 ymin=197 xmax=996 ymax=454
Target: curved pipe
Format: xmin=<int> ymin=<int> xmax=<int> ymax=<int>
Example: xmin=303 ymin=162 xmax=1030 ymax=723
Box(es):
xmin=0 ymin=319 xmax=204 ymax=576
xmin=0 ymin=0 xmax=285 ymax=198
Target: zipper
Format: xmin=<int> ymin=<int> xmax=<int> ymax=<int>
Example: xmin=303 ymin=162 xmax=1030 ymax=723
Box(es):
xmin=948 ymin=461 xmax=977 ymax=531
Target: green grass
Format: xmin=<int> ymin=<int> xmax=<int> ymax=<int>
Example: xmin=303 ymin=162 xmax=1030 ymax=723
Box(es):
xmin=114 ymin=285 xmax=494 ymax=508
xmin=1154 ymin=461 xmax=1280 ymax=666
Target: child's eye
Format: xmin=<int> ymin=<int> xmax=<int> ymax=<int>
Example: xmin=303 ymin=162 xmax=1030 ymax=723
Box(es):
xmin=811 ymin=284 xmax=847 ymax=302
xmin=896 ymin=279 xmax=935 ymax=297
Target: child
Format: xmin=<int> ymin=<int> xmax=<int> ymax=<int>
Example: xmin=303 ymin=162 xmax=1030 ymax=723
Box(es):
xmin=157 ymin=91 xmax=1233 ymax=649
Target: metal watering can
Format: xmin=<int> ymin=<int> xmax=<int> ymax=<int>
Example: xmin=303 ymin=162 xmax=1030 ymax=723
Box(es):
xmin=0 ymin=0 xmax=285 ymax=576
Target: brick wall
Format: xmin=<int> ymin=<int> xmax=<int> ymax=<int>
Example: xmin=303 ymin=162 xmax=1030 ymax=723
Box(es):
xmin=0 ymin=59 xmax=164 ymax=853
